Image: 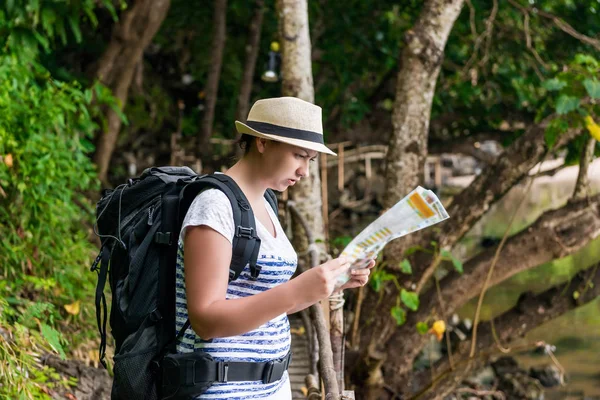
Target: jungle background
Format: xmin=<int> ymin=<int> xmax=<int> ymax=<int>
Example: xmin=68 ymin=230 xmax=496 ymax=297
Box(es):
xmin=1 ymin=0 xmax=599 ymax=399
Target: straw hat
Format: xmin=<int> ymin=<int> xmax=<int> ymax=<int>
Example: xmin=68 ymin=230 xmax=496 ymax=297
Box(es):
xmin=235 ymin=97 xmax=337 ymax=156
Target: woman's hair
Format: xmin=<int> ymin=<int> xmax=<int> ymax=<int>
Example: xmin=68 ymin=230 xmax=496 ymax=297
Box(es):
xmin=235 ymin=133 xmax=255 ymax=155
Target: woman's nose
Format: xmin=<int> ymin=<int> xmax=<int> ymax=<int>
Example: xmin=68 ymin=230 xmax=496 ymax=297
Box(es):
xmin=298 ymin=161 xmax=310 ymax=178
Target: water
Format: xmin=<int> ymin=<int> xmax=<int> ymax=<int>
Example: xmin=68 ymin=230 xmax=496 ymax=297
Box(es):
xmin=458 ymin=238 xmax=600 ymax=396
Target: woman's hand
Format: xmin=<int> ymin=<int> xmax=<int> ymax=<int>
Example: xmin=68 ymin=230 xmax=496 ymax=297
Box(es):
xmin=334 ymin=258 xmax=376 ymax=292
xmin=291 ymin=257 xmax=352 ymax=304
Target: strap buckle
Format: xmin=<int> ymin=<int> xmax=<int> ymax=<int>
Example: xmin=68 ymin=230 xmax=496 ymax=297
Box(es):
xmin=155 ymin=232 xmax=172 ymax=245
xmin=235 ymin=226 xmax=255 ymax=239
xmin=217 ymin=362 xmax=229 ymax=382
xmin=262 ymin=353 xmax=291 ymax=384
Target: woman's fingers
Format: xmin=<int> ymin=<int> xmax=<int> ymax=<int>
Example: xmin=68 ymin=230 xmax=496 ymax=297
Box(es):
xmin=350 ymin=268 xmax=370 ymax=277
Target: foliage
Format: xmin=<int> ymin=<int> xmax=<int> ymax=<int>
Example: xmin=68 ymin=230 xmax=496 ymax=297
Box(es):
xmin=0 ymin=298 xmax=78 ymax=399
xmin=0 ymin=0 xmax=117 ymax=60
xmin=369 ymin=244 xmax=462 ymax=334
xmin=537 ymin=54 xmax=600 ymax=157
xmin=0 ymin=1 xmax=119 ymax=397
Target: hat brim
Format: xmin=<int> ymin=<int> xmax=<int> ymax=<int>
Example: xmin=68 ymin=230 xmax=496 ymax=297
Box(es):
xmin=235 ymin=121 xmax=337 ymax=156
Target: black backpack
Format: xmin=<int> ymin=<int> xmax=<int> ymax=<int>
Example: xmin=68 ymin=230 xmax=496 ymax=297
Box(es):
xmin=92 ymin=167 xmax=278 ymax=399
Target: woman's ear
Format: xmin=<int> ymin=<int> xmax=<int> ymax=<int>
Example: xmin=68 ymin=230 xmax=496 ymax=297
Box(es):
xmin=256 ymin=137 xmax=268 ymax=154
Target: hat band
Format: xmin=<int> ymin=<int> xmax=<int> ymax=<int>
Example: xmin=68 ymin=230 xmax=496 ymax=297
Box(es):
xmin=245 ymin=121 xmax=324 ymax=145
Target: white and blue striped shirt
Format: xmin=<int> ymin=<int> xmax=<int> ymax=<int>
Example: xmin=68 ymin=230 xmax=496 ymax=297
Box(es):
xmin=175 ymin=189 xmax=297 ymax=399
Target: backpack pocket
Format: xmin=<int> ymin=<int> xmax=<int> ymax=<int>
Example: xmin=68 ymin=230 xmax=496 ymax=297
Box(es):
xmin=112 ymin=321 xmax=159 ymax=400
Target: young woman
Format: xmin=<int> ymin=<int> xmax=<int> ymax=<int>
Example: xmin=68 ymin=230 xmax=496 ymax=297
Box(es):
xmin=174 ymin=97 xmax=374 ymax=399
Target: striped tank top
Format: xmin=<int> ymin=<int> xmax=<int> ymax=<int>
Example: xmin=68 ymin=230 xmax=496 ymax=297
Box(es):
xmin=175 ymin=188 xmax=297 ymax=399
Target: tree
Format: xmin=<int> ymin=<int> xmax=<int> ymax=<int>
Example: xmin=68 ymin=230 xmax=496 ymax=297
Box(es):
xmin=93 ymin=0 xmax=171 ymax=186
xmin=198 ymin=0 xmax=228 ymax=158
xmin=236 ymin=0 xmax=265 ymax=122
xmin=277 ymin=0 xmax=341 ymax=396
xmin=355 ymin=1 xmax=465 ymax=397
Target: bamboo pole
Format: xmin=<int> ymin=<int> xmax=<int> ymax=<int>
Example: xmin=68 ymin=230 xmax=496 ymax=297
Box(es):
xmin=337 ymin=143 xmax=345 ymax=191
xmin=320 ymin=154 xmax=329 ymax=245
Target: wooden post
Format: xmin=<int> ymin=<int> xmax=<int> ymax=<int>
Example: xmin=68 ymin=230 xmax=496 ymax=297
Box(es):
xmin=434 ymin=156 xmax=442 ymax=188
xmin=320 ymin=154 xmax=329 ymax=245
xmin=338 ymin=143 xmax=345 ymax=191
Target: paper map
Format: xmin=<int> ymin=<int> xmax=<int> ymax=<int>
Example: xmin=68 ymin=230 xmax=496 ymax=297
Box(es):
xmin=337 ymin=186 xmax=450 ymax=286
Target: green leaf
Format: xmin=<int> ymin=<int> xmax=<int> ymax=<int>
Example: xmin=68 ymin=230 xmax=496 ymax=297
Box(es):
xmin=40 ymin=324 xmax=66 ymax=359
xmin=555 ymin=95 xmax=580 ymax=115
xmin=67 ymin=14 xmax=82 ymax=43
xmin=451 ymin=257 xmax=463 ymax=274
xmin=31 ymin=30 xmax=49 ymax=52
xmin=399 ymin=259 xmax=412 ymax=274
xmin=400 ymin=289 xmax=419 ymax=311
xmin=370 ymin=274 xmax=382 ymax=292
xmin=441 ymin=249 xmax=463 ymax=274
xmin=574 ymin=54 xmax=599 ymax=67
xmin=544 ymin=118 xmax=569 ymax=148
xmin=391 ymin=306 xmax=406 ymax=326
xmin=542 ymin=78 xmax=567 ymax=91
xmin=416 ymin=322 xmax=429 ymax=334
xmin=583 ymin=79 xmax=600 ymax=99
xmin=573 ymin=290 xmax=580 ymax=300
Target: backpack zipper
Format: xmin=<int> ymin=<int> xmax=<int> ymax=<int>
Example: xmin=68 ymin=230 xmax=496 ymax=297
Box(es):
xmin=120 ymin=196 xmax=161 ymax=233
xmin=148 ymin=206 xmax=155 ymax=226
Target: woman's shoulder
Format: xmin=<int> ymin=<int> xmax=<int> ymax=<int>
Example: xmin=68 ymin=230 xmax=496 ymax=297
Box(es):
xmin=188 ymin=188 xmax=234 ymax=217
xmin=180 ymin=188 xmax=235 ymax=244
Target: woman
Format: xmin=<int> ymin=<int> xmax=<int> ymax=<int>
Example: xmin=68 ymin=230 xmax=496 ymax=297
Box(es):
xmin=175 ymin=97 xmax=374 ymax=399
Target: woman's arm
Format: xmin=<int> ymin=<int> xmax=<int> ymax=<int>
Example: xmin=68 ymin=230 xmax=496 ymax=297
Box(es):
xmin=184 ymin=225 xmax=350 ymax=340
xmin=285 ymin=261 xmax=374 ymax=315
xmin=286 ymin=301 xmax=316 ymax=315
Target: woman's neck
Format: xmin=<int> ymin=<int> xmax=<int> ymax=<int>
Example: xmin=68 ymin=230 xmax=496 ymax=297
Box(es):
xmin=225 ymin=156 xmax=269 ymax=206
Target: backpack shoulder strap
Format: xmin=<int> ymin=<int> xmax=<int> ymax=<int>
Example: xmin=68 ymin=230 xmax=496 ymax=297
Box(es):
xmin=179 ymin=174 xmax=261 ymax=282
xmin=264 ymin=189 xmax=278 ymax=215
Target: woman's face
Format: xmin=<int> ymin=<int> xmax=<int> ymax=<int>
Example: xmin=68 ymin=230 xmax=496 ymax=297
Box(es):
xmin=257 ymin=139 xmax=318 ymax=191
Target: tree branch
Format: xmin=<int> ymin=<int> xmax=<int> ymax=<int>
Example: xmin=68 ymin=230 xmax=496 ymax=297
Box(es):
xmin=535 ymin=7 xmax=600 ymax=52
xmin=439 ymin=116 xmax=580 ymax=249
xmin=413 ymin=262 xmax=600 ymax=399
xmin=386 ymin=193 xmax=600 ymax=394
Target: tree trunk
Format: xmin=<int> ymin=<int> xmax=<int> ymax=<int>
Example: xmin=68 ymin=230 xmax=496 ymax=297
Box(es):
xmin=383 ymin=0 xmax=464 ymax=210
xmin=413 ymin=261 xmax=600 ymax=399
xmin=198 ymin=0 xmax=228 ymax=157
xmin=359 ymin=0 xmax=464 ymax=397
xmin=236 ymin=0 xmax=265 ymax=122
xmin=277 ymin=0 xmax=338 ymax=397
xmin=93 ymin=0 xmax=171 ymax=186
xmin=277 ymin=0 xmax=326 ymax=262
xmin=385 ymin=193 xmax=600 ymax=395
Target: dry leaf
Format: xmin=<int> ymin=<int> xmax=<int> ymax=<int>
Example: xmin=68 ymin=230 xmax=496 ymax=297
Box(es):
xmin=428 ymin=320 xmax=446 ymax=342
xmin=64 ymin=301 xmax=81 ymax=316
xmin=290 ymin=326 xmax=305 ymax=336
xmin=88 ymin=349 xmax=99 ymax=363
xmin=3 ymin=154 xmax=13 ymax=168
